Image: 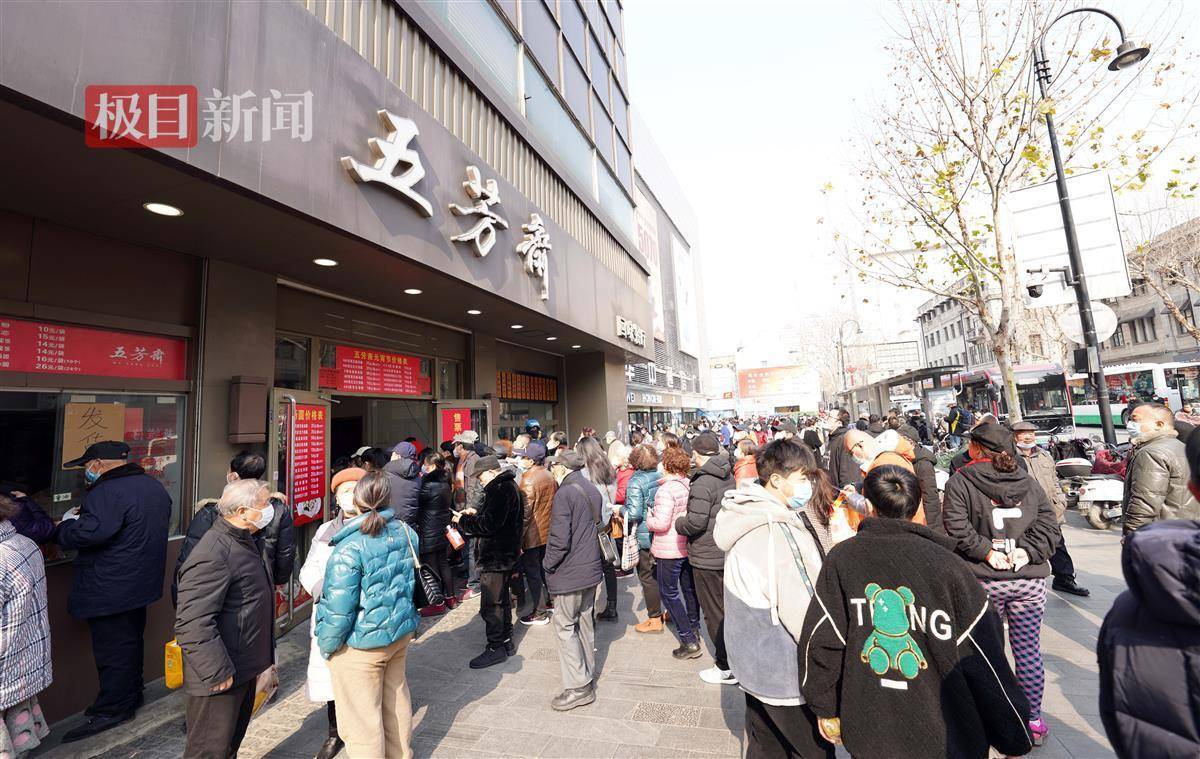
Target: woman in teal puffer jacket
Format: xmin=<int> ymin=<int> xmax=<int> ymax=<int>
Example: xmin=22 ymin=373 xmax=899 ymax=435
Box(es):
xmin=315 ymin=471 xmax=419 ymax=759
xmin=623 ymin=444 xmax=663 ymax=633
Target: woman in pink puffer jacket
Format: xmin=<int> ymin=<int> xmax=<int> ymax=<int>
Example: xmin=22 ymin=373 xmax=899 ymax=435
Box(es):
xmin=646 ymin=447 xmax=703 ymax=658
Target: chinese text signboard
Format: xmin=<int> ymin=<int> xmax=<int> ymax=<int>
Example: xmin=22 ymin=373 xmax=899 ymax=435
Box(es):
xmin=290 ymin=404 xmax=327 ymax=527
xmin=441 ymin=408 xmax=470 ymax=438
xmin=0 ymin=317 xmax=186 ymax=380
xmin=320 ymin=346 xmax=431 ymax=396
xmin=496 ymin=371 xmax=558 ymax=402
xmin=62 ymin=403 xmax=126 ymax=467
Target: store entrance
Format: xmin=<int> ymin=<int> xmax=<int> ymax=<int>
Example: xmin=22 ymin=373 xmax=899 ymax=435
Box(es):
xmin=329 ymin=396 xmax=436 ymax=464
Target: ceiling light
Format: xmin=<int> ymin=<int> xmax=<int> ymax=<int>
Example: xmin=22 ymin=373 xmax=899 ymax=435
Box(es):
xmin=571 ymin=344 xmax=582 ymax=349
xmin=546 ymin=336 xmax=557 ymax=341
xmin=511 ymin=324 xmax=523 ymax=329
xmin=466 ymin=309 xmax=482 ymax=315
xmin=143 ymin=202 xmax=183 ymax=217
xmin=312 ymin=258 xmax=338 ymax=267
xmin=403 ymin=288 xmax=422 ymax=295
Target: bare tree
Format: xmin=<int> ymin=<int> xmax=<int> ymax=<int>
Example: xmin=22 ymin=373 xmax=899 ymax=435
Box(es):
xmin=1125 ymin=209 xmax=1200 ymax=340
xmin=831 ymin=0 xmax=1197 ymax=420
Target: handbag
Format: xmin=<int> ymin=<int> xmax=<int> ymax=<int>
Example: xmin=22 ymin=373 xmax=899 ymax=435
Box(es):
xmin=403 ymin=521 xmax=445 ymax=607
xmin=620 ymin=513 xmax=639 ymax=571
xmin=573 ymin=483 xmax=619 ymax=566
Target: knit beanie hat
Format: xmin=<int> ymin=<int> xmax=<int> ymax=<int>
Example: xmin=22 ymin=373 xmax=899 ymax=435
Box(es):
xmin=331 ymin=466 xmax=368 ymax=492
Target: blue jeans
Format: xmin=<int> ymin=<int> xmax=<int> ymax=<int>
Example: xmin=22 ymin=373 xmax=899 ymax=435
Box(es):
xmin=656 ymin=557 xmax=700 ymax=644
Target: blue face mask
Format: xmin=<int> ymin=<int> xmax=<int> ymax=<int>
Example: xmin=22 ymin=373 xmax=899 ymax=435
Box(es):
xmin=84 ymin=467 xmax=100 ymax=485
xmin=785 ymin=478 xmax=813 ymax=510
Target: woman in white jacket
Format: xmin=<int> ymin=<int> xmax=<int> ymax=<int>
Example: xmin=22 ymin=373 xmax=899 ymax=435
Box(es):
xmin=299 ymin=467 xmax=365 ymax=759
xmin=714 ymin=439 xmax=834 ymax=759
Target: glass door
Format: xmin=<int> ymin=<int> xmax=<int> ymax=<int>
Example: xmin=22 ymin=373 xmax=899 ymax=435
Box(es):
xmin=435 ymin=399 xmax=490 ymax=444
xmin=269 ymin=388 xmax=330 ymax=634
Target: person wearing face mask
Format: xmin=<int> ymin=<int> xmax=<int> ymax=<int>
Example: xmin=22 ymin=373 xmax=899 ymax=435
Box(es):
xmin=714 ymin=439 xmax=833 ymax=758
xmin=299 ymin=467 xmax=366 ymax=759
xmin=415 ymin=451 xmax=455 ymax=617
xmin=1011 ymin=422 xmax=1088 ymax=597
xmin=175 ymin=479 xmax=276 ymax=759
xmin=1121 ymin=402 xmax=1200 ymax=534
xmin=54 ymin=441 xmax=172 ymax=743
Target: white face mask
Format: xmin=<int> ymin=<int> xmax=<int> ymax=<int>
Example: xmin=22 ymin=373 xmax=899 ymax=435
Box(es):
xmin=1016 ymin=441 xmax=1036 ymax=450
xmin=336 ymin=490 xmax=357 ymax=514
xmin=246 ymin=502 xmax=274 ymax=531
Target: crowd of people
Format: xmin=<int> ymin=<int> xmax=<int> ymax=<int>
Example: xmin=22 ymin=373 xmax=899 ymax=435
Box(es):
xmin=1 ymin=404 xmax=1198 ymax=759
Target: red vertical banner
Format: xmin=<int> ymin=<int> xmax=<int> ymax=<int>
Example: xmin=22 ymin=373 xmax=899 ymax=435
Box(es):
xmin=441 ymin=408 xmax=469 ymax=438
xmin=290 ymin=404 xmax=327 ymax=527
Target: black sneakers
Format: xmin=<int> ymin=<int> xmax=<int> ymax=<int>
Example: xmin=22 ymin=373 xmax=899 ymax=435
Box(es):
xmin=597 ymin=608 xmax=618 ymax=622
xmin=61 ymin=712 xmax=135 ymax=743
xmin=470 ymin=645 xmax=509 ymax=669
xmin=520 ymin=611 xmax=551 ymax=626
xmin=1052 ymin=577 xmax=1090 ymax=597
xmin=672 ymin=641 xmax=703 ymax=660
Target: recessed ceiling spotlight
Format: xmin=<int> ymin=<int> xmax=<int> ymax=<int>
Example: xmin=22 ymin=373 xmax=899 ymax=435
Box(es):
xmin=404 ymin=288 xmax=422 ymax=295
xmin=546 ymin=336 xmax=557 ymax=341
xmin=466 ymin=309 xmax=482 ymax=315
xmin=312 ymin=258 xmax=339 ymax=267
xmin=511 ymin=324 xmax=523 ymax=329
xmin=143 ymin=202 xmax=183 ymax=217
xmin=571 ymin=344 xmax=582 ymax=349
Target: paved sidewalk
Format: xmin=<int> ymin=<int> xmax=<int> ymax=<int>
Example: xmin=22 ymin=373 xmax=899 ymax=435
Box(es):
xmin=36 ymin=512 xmax=1122 ymax=759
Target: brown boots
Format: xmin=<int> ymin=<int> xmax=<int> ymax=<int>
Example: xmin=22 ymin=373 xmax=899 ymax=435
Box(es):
xmin=635 ymin=615 xmax=664 ymax=634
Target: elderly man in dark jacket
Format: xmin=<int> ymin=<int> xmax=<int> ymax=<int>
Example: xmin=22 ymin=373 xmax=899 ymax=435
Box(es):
xmin=1098 ymin=519 xmax=1200 ymax=758
xmin=675 ymin=431 xmax=736 ymax=686
xmin=517 ymin=441 xmax=556 ymax=625
xmin=176 ymin=479 xmax=275 ymax=759
xmin=826 ymin=410 xmax=859 ymax=489
xmin=1122 ymin=403 xmax=1200 ymax=534
xmin=55 ymin=441 xmax=171 ymax=743
xmin=543 ymin=450 xmax=603 ymax=712
xmin=384 ymin=441 xmax=422 ymax=525
xmin=455 ymin=455 xmax=524 ymax=669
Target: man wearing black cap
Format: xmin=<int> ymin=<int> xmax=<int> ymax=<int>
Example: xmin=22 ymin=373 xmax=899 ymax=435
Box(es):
xmin=454 ymin=454 xmax=524 ymax=668
xmin=676 ymin=431 xmax=737 ymax=686
xmin=515 ymin=441 xmax=556 ymax=625
xmin=542 ymin=450 xmax=603 ymax=711
xmin=55 ymin=441 xmax=172 ymax=742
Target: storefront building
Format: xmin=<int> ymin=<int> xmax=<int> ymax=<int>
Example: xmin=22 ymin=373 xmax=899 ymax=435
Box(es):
xmin=0 ymin=0 xmax=655 ymax=721
xmin=623 ymin=114 xmax=707 ymax=433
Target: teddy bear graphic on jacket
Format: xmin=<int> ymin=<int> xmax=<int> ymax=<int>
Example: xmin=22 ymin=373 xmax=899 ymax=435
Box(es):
xmin=860 ymin=583 xmax=928 ymax=680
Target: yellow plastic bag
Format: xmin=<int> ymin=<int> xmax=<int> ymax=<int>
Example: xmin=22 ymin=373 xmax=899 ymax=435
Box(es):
xmin=250 ymin=664 xmax=279 ymax=720
xmin=164 ymin=639 xmax=183 ymax=689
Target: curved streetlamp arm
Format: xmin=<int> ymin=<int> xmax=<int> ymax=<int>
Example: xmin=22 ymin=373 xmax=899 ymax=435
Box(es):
xmin=1036 ymin=7 xmax=1127 ymax=77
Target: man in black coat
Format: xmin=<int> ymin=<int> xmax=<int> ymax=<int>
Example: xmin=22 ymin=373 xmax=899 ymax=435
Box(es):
xmin=56 ymin=441 xmax=172 ymax=743
xmin=675 ymin=432 xmax=736 ymax=686
xmin=898 ymin=424 xmax=943 ymax=532
xmin=543 ymin=450 xmax=603 ymax=712
xmin=172 ymin=451 xmax=295 ymax=605
xmin=384 ymin=441 xmax=422 ymax=526
xmin=455 ymin=455 xmax=524 ymax=669
xmin=826 ymin=409 xmax=859 ymax=489
xmin=175 ymin=479 xmax=275 ymax=759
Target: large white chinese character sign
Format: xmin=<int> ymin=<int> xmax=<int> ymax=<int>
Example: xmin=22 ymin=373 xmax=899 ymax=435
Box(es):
xmin=516 ymin=214 xmax=552 ymax=301
xmin=341 ymin=110 xmax=432 ymax=217
xmin=449 ymin=165 xmax=508 ymax=257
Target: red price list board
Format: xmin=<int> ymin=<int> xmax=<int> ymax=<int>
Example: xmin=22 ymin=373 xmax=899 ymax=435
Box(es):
xmin=320 ymin=346 xmax=431 ymax=396
xmin=290 ymin=404 xmax=327 ymax=527
xmin=0 ymin=317 xmax=186 ymax=379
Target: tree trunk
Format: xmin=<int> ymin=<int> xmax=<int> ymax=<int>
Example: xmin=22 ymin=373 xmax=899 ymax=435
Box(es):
xmin=993 ymin=335 xmax=1022 ymax=423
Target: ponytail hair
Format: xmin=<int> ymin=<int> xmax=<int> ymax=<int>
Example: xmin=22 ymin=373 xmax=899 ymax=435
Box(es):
xmin=991 ymin=449 xmax=1018 ymax=473
xmin=353 ymin=471 xmax=391 ymax=537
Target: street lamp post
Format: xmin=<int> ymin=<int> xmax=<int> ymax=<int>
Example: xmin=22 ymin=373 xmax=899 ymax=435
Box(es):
xmin=1034 ymin=7 xmax=1148 ymax=445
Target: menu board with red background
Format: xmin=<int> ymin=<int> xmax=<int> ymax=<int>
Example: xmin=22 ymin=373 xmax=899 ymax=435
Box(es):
xmin=290 ymin=404 xmax=327 ymax=528
xmin=496 ymin=370 xmax=558 ymax=402
xmin=0 ymin=317 xmax=187 ymax=379
xmin=441 ymin=408 xmax=470 ymax=438
xmin=319 ymin=345 xmax=431 ymax=396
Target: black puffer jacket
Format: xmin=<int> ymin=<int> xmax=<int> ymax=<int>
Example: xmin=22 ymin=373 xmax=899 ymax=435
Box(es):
xmin=175 ymin=518 xmax=274 ymax=696
xmin=542 ymin=470 xmax=603 ymax=595
xmin=456 ymin=470 xmax=523 ymax=572
xmin=943 ymin=460 xmax=1059 ymax=580
xmin=1098 ymin=519 xmax=1200 ymax=758
xmin=416 ymin=467 xmax=453 ymax=553
xmin=826 ymin=426 xmax=858 ymax=489
xmin=384 ymin=457 xmax=421 ymax=526
xmin=675 ymin=452 xmax=735 ymax=571
xmin=911 ymin=444 xmax=943 ymax=533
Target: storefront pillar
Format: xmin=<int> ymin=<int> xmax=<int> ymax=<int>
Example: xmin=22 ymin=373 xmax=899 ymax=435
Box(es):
xmin=565 ymin=351 xmax=628 ymax=436
xmin=195 ymin=260 xmax=277 ymax=499
xmin=471 ymin=333 xmax=498 ymax=398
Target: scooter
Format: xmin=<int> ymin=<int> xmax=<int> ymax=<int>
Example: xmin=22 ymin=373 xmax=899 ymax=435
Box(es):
xmin=1055 ymin=453 xmax=1126 ymax=531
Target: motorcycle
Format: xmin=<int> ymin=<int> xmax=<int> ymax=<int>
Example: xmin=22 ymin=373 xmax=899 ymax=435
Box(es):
xmin=1055 ymin=443 xmax=1130 ymax=530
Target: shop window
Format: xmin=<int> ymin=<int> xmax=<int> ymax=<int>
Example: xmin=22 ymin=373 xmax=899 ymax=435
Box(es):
xmin=498 ymin=400 xmax=558 ymax=442
xmin=274 ymin=334 xmax=310 ymax=390
xmin=563 ymin=49 xmax=590 ymax=128
xmin=429 ymin=0 xmax=521 ymax=107
xmin=438 ymin=359 xmax=462 ymax=399
xmin=592 ymin=91 xmax=614 ymax=166
xmin=522 ymin=0 xmax=561 ymax=88
xmin=597 ymin=162 xmax=635 ymax=241
xmin=560 ymin=0 xmax=587 ymax=59
xmin=0 ymin=390 xmax=188 ymax=546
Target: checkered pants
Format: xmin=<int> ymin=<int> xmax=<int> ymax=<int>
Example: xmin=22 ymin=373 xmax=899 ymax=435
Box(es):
xmin=981 ymin=577 xmax=1047 ymax=721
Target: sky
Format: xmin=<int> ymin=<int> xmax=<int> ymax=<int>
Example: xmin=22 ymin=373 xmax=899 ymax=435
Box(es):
xmin=624 ymin=1 xmax=892 ymax=356
xmin=624 ymin=0 xmax=1200 ymax=360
